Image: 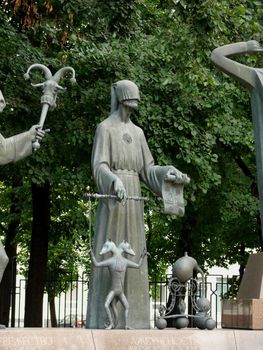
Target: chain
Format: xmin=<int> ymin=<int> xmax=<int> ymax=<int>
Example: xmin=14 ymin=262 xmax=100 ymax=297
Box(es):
xmin=83 ymin=192 xmax=148 ymax=202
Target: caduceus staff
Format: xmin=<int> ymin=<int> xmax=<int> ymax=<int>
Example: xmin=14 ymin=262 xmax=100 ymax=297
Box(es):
xmin=24 ymin=64 xmax=76 ymax=150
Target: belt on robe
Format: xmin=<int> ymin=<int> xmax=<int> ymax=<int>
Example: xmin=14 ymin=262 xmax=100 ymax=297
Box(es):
xmin=112 ymin=169 xmax=138 ymax=176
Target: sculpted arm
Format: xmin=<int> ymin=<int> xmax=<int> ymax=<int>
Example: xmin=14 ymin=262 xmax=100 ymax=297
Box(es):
xmin=0 ymin=126 xmax=46 ymax=164
xmin=127 ymin=248 xmax=147 ymax=269
xmin=92 ymin=124 xmax=127 ymax=204
xmin=0 ymin=90 xmax=46 ymax=164
xmin=90 ymin=250 xmax=111 ymax=268
xmin=139 ymin=130 xmax=189 ymax=196
xmin=211 ymin=40 xmax=263 ymax=89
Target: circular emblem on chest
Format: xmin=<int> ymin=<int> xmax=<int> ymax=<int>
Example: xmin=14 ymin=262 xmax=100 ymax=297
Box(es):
xmin=122 ymin=133 xmax=133 ymax=144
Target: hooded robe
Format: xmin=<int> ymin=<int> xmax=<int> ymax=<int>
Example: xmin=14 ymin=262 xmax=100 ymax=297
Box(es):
xmin=86 ymin=115 xmax=174 ymax=329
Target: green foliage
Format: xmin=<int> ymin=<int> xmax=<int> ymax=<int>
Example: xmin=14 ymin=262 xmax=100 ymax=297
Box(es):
xmin=223 ymin=275 xmax=241 ymax=299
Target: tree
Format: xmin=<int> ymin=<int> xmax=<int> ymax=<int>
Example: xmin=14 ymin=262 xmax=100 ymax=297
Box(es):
xmin=24 ymin=182 xmax=50 ymax=327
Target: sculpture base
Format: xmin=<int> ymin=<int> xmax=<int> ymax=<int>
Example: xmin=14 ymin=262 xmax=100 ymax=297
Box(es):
xmin=237 ymin=253 xmax=263 ymax=299
xmin=222 ymin=299 xmax=263 ymax=329
xmin=2 ymin=328 xmax=263 ymax=350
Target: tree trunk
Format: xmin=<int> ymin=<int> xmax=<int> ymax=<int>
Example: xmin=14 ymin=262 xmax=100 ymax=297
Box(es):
xmin=175 ymin=214 xmax=195 ymax=258
xmin=0 ymin=176 xmax=22 ymax=327
xmin=49 ymin=296 xmax=57 ymax=327
xmin=239 ymin=242 xmax=246 ymax=284
xmin=24 ymin=181 xmax=50 ymax=327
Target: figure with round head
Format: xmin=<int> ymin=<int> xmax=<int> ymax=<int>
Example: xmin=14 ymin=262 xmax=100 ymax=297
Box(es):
xmin=86 ymin=80 xmax=189 ymax=329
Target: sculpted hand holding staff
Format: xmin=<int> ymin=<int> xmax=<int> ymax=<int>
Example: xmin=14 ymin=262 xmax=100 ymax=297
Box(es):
xmin=86 ymin=80 xmax=190 ymax=329
xmin=0 ymin=63 xmax=75 ymax=328
xmin=0 ymin=89 xmax=46 ymax=329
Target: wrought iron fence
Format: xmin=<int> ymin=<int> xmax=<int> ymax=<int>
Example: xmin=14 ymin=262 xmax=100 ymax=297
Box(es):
xmin=10 ymin=275 xmax=88 ymax=328
xmin=9 ymin=273 xmax=238 ymax=328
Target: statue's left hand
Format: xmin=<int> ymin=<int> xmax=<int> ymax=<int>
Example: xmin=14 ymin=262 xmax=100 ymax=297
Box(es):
xmin=165 ymin=167 xmax=190 ymax=184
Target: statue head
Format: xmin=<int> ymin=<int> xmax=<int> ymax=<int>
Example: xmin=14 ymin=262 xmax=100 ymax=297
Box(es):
xmin=118 ymin=240 xmax=136 ymax=256
xmin=0 ymin=90 xmax=6 ymax=113
xmin=99 ymin=239 xmax=117 ymax=255
xmin=111 ymin=80 xmax=140 ymax=113
xmin=24 ymin=64 xmax=76 ymax=110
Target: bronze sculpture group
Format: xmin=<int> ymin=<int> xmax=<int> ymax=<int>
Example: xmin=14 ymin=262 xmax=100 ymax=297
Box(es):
xmin=87 ymin=39 xmax=263 ymax=329
xmin=86 ymin=79 xmax=190 ymax=329
xmin=1 ymin=39 xmax=259 ymax=330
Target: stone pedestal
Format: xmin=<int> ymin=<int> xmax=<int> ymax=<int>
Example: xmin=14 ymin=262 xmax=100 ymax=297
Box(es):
xmin=222 ymin=299 xmax=263 ymax=329
xmin=222 ymin=253 xmax=263 ymax=329
xmin=237 ymin=253 xmax=263 ymax=299
xmin=3 ymin=328 xmax=263 ymax=350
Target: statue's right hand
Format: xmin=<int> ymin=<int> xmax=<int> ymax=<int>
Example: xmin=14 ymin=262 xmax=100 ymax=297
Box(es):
xmin=247 ymin=40 xmax=263 ymax=54
xmin=29 ymin=125 xmax=50 ymax=141
xmin=29 ymin=125 xmax=42 ymax=139
xmin=113 ymin=177 xmax=127 ymax=205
